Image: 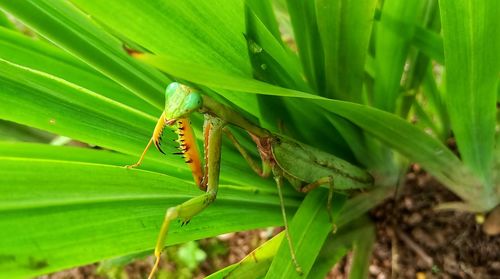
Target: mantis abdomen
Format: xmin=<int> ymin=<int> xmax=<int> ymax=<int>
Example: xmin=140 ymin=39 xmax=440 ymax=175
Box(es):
xmin=271 ymin=136 xmax=373 ymax=190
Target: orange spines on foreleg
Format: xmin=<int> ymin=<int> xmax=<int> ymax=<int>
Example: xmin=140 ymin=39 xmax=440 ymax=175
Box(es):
xmin=175 ymin=118 xmax=204 ymax=190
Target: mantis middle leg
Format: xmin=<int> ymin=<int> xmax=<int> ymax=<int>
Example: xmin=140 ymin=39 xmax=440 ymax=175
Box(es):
xmin=223 ymin=128 xmax=304 ymax=273
xmin=272 ymin=167 xmax=303 ymax=275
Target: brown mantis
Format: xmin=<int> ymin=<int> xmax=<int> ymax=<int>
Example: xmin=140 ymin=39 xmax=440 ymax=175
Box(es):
xmin=127 ymin=82 xmax=373 ymax=278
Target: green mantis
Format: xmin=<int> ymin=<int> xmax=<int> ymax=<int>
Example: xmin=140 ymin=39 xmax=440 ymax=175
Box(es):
xmin=127 ymin=82 xmax=373 ymax=278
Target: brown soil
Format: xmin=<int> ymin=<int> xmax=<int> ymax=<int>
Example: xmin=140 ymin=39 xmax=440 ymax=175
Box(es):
xmin=38 ymin=167 xmax=500 ymax=279
xmin=368 ymin=166 xmax=500 ymax=279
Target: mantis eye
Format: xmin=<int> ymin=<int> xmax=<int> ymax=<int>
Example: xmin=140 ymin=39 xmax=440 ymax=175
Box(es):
xmin=182 ymin=91 xmax=202 ymax=113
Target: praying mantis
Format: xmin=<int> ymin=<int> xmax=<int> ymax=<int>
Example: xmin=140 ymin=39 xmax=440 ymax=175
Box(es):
xmin=127 ymin=82 xmax=374 ymax=278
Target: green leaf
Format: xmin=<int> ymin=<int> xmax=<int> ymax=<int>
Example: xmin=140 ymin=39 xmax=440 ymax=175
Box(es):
xmin=0 ymin=26 xmax=158 ymax=114
xmin=316 ymin=0 xmax=377 ymax=102
xmin=0 ymin=10 xmax=14 ymax=30
xmin=348 ymin=222 xmax=375 ymax=279
xmin=399 ymin=0 xmax=441 ymax=119
xmin=0 ymin=142 xmax=165 ymax=175
xmin=70 ymin=0 xmax=250 ymax=76
xmin=136 ymin=54 xmax=321 ymax=100
xmin=326 ymin=115 xmax=373 ymax=168
xmin=439 ymin=0 xmax=500 ymax=194
xmin=245 ymin=0 xmax=281 ymax=42
xmin=285 ymin=0 xmax=324 ymax=93
xmin=373 ymin=0 xmax=423 ymax=112
xmin=266 ymin=190 xmax=347 ymax=278
xmin=421 ymin=66 xmax=450 ymax=140
xmin=308 ymin=216 xmax=372 ymax=279
xmin=243 ymin=3 xmax=301 ymax=135
xmin=0 ymin=149 xmax=301 ymax=279
xmin=413 ymin=26 xmax=444 ymax=64
xmin=244 ymin=3 xmax=305 ymax=91
xmin=0 ymin=0 xmax=166 ymax=108
xmin=206 ymin=231 xmax=285 ymax=279
xmin=0 ymin=58 xmax=157 ymax=150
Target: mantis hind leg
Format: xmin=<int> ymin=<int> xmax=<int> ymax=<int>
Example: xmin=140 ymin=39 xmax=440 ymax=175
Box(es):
xmin=149 ymin=190 xmax=217 ymax=279
xmin=273 ymin=168 xmax=303 ymax=275
xmin=300 ymin=176 xmax=336 ymax=233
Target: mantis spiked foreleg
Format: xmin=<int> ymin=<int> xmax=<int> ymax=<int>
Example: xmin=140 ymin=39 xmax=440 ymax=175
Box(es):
xmin=148 ymin=115 xmax=224 ymax=278
xmin=126 ymin=115 xmax=205 ymax=190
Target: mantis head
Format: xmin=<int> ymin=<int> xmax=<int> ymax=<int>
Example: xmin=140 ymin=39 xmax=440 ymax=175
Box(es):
xmin=164 ymin=82 xmax=203 ymax=124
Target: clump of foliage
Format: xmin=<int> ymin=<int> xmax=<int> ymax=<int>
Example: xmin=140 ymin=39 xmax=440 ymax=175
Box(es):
xmin=0 ymin=0 xmax=498 ymax=278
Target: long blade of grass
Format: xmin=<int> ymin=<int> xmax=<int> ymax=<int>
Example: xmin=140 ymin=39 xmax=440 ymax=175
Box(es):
xmin=0 ymin=58 xmax=156 ymax=142
xmin=206 ymin=232 xmax=285 ymax=279
xmin=244 ymin=4 xmax=299 ymax=135
xmin=399 ymin=0 xmax=441 ymax=119
xmin=348 ymin=222 xmax=375 ymax=279
xmin=316 ymin=0 xmax=377 ymax=102
xmin=70 ymin=0 xmax=249 ymax=76
xmin=0 ymin=0 xmax=166 ymax=108
xmin=421 ymin=66 xmax=450 ymax=140
xmin=246 ymin=0 xmax=281 ymax=42
xmin=314 ymin=0 xmax=340 ymax=98
xmin=373 ymin=0 xmax=423 ymax=112
xmin=0 ymin=10 xmax=14 ymax=29
xmin=136 ymin=54 xmax=322 ymax=99
xmin=0 ymin=142 xmax=166 ymax=175
xmin=285 ymin=0 xmax=323 ymax=93
xmin=0 ymin=27 xmax=158 ymax=114
xmin=0 ymin=154 xmax=300 ymax=279
xmin=307 ymin=216 xmax=373 ymax=279
xmin=243 ymin=4 xmax=351 ymax=155
xmin=243 ymin=5 xmax=351 ymax=157
xmin=413 ymin=26 xmax=444 ymax=64
xmin=439 ymin=0 xmax=500 ymax=190
xmin=244 ymin=3 xmax=306 ymax=90
xmin=266 ymin=190 xmax=347 ymax=278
